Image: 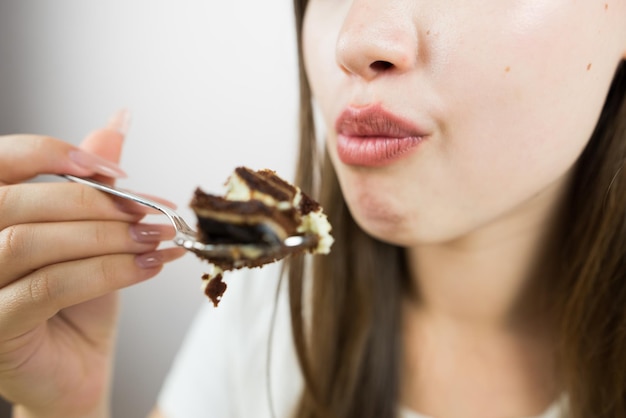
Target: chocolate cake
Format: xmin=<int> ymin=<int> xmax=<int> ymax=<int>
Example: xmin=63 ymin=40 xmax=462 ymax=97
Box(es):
xmin=191 ymin=167 xmax=333 ymax=306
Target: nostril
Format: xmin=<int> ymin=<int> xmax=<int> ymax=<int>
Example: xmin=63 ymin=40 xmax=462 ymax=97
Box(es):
xmin=370 ymin=60 xmax=394 ymax=72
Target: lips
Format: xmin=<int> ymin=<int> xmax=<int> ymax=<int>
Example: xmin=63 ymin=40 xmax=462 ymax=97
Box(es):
xmin=334 ymin=105 xmax=428 ymax=167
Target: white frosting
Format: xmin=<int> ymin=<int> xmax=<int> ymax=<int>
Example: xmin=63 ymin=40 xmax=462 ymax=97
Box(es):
xmin=224 ymin=170 xmax=333 ymax=254
xmin=299 ymin=209 xmax=334 ymax=254
xmin=224 ymin=174 xmax=251 ymax=201
xmin=225 ymin=172 xmax=291 ymax=208
xmin=292 ymin=189 xmax=302 ymax=207
xmin=203 ymin=169 xmax=334 ymax=287
xmin=201 ymin=265 xmax=223 ymax=289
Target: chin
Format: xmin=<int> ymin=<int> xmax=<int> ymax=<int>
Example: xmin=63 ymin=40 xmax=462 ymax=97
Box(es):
xmin=331 ymin=151 xmax=450 ymax=246
xmin=343 ymin=188 xmax=469 ymax=247
xmin=333 ymin=162 xmax=412 ymax=244
xmin=344 ymin=190 xmax=416 ymax=245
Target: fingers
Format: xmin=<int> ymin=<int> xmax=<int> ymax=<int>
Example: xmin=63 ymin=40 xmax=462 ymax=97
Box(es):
xmin=0 ymin=221 xmax=176 ymax=287
xmin=0 ymin=247 xmax=186 ymax=339
xmin=0 ymin=135 xmax=126 ymax=186
xmin=0 ymin=109 xmax=128 ymax=185
xmin=0 ymin=182 xmax=144 ymax=231
xmin=0 ymin=110 xmax=190 ymax=341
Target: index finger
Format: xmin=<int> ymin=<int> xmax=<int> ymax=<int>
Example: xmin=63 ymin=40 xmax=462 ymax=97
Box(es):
xmin=0 ymin=134 xmax=126 ymax=186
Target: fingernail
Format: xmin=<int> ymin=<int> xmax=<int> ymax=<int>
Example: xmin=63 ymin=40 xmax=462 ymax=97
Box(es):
xmin=136 ymin=248 xmax=185 ymax=269
xmin=130 ymin=224 xmax=174 ymax=243
xmin=139 ymin=193 xmax=178 ymax=209
xmin=68 ymin=149 xmax=128 ymax=178
xmin=115 ymin=198 xmax=161 ymax=215
xmin=107 ymin=108 xmax=131 ymax=135
xmin=135 ymin=251 xmax=165 ymax=269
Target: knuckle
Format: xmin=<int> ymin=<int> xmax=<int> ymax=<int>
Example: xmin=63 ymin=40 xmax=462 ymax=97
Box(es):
xmin=0 ymin=225 xmax=28 ymax=262
xmin=92 ymin=222 xmax=110 ymax=247
xmin=0 ymin=186 xmax=9 ymax=209
xmin=73 ymin=183 xmax=98 ymax=211
xmin=0 ymin=135 xmax=58 ymax=185
xmin=0 ymin=186 xmax=16 ymax=221
xmin=95 ymin=256 xmax=120 ymax=290
xmin=27 ymin=270 xmax=55 ymax=307
xmin=28 ymin=135 xmax=49 ymax=154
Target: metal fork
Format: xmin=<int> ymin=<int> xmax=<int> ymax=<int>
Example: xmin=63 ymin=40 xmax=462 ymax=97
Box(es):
xmin=60 ymin=175 xmax=313 ymax=258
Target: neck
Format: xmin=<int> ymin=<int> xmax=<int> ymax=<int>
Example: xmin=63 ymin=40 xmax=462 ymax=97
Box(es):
xmin=406 ymin=177 xmax=568 ymax=333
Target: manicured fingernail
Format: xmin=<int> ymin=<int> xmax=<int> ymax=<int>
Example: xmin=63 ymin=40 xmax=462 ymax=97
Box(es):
xmin=115 ymin=198 xmax=161 ymax=215
xmin=139 ymin=193 xmax=178 ymax=209
xmin=107 ymin=108 xmax=131 ymax=135
xmin=135 ymin=251 xmax=165 ymax=269
xmin=130 ymin=224 xmax=173 ymax=243
xmin=68 ymin=149 xmax=128 ymax=178
xmin=136 ymin=248 xmax=185 ymax=269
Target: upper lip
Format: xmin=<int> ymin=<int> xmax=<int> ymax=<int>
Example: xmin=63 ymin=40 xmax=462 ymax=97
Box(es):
xmin=335 ymin=104 xmax=428 ymax=138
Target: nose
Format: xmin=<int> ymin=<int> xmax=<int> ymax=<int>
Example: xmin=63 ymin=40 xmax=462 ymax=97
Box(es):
xmin=336 ymin=1 xmax=419 ymax=80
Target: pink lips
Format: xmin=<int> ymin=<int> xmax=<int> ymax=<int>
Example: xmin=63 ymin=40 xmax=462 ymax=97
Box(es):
xmin=335 ymin=105 xmax=428 ymax=167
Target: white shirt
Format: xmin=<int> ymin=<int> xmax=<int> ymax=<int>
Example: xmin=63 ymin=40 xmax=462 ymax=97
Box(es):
xmin=158 ymin=264 xmax=565 ymax=418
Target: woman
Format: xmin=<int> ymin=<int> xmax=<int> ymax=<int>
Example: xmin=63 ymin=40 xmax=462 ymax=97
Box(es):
xmin=1 ymin=0 xmax=625 ymax=417
xmin=286 ymin=1 xmax=626 ymax=417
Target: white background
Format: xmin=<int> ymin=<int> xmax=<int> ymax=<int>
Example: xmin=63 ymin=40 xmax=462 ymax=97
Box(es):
xmin=0 ymin=1 xmax=299 ymax=417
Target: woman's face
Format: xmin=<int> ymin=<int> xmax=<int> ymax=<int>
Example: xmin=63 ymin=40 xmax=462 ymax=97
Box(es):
xmin=303 ymin=0 xmax=626 ymax=246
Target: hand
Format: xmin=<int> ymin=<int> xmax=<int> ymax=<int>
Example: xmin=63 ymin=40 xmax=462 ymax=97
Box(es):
xmin=0 ymin=112 xmax=185 ymax=418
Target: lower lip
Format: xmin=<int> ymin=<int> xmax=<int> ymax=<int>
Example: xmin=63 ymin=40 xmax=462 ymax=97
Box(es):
xmin=336 ymin=134 xmax=425 ymax=167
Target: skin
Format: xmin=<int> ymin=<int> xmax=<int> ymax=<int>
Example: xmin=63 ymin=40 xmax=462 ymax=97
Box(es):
xmin=304 ymin=0 xmax=626 ymax=416
xmin=1 ymin=2 xmax=625 ymax=417
xmin=0 ymin=115 xmax=185 ymax=418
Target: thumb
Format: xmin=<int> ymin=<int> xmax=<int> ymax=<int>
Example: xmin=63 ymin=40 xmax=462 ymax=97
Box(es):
xmin=78 ymin=109 xmax=131 ymax=184
xmin=80 ymin=109 xmax=130 ymax=163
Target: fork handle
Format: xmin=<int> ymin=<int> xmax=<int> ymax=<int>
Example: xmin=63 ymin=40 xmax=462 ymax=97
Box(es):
xmin=60 ymin=175 xmax=197 ymax=238
xmin=61 ymin=175 xmax=164 ymax=211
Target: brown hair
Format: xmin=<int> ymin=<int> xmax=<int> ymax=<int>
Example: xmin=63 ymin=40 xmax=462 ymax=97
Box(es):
xmin=555 ymin=59 xmax=626 ymax=416
xmin=287 ymin=1 xmax=626 ymax=416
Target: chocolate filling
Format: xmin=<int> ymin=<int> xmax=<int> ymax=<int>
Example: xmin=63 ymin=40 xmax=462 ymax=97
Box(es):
xmin=191 ymin=167 xmax=331 ymax=307
xmin=196 ymin=217 xmax=280 ymax=245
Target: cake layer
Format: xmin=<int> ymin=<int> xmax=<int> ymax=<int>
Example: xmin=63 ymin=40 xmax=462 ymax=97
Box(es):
xmin=191 ymin=191 xmax=299 ymax=244
xmin=190 ymin=167 xmax=333 ymax=306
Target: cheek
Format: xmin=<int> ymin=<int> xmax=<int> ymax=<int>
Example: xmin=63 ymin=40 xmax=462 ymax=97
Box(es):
xmin=437 ymin=1 xmax=622 ymax=144
xmin=302 ymin=2 xmax=347 ymax=110
xmin=426 ymin=1 xmax=622 ymax=219
xmin=304 ymin=0 xmax=625 ymax=246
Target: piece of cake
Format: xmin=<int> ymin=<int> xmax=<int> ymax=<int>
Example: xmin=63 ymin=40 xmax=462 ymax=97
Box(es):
xmin=190 ymin=167 xmax=333 ymax=306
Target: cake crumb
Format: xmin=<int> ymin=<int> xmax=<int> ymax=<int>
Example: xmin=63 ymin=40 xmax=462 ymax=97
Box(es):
xmin=204 ymin=273 xmax=227 ymax=307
